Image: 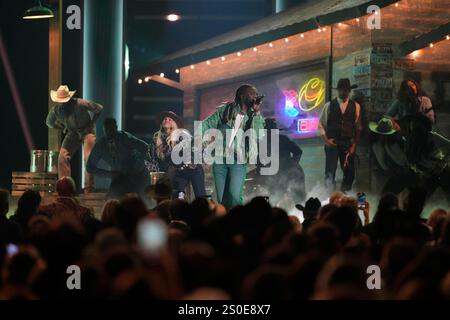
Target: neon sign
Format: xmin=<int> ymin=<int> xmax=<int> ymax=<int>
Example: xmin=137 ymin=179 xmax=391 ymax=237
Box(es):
xmin=297 ymin=118 xmax=319 ymax=133
xmin=282 ymin=89 xmax=299 ymax=117
xmin=298 ymin=77 xmax=325 ymax=112
xmin=283 ymin=77 xmax=325 ymax=118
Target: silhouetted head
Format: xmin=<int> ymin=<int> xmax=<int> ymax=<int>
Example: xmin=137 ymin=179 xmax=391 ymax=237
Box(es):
xmin=56 ymin=176 xmax=76 ymax=197
xmin=0 ymin=189 xmax=9 ymax=216
xmin=242 ymin=265 xmax=288 ymax=299
xmin=323 ymin=206 xmax=358 ymax=244
xmin=17 ymin=190 xmax=42 ymax=214
xmin=115 ymin=195 xmax=149 ymax=241
xmin=404 ymin=185 xmax=427 ymax=219
xmin=101 ymin=199 xmax=120 ymax=225
xmin=377 ymin=193 xmax=399 ymax=212
xmin=103 ymin=118 xmax=118 ymax=141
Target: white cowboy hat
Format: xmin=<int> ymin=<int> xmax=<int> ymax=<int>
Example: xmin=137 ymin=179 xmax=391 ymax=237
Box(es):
xmin=50 ymin=85 xmax=76 ymax=103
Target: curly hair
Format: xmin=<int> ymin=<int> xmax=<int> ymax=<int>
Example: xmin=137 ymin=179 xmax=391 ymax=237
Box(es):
xmin=397 ymin=79 xmax=422 ymax=102
xmin=154 ymin=130 xmax=172 ymax=160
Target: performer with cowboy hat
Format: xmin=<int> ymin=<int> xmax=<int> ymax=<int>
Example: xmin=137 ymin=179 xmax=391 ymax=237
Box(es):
xmin=371 ymin=113 xmax=450 ymax=202
xmin=295 ymin=197 xmax=321 ymax=231
xmin=369 ymin=117 xmax=406 ymax=172
xmin=318 ymin=78 xmax=362 ymax=192
xmin=46 ymin=85 xmax=103 ymax=193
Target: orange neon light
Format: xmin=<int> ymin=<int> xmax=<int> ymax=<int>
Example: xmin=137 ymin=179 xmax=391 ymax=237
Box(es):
xmin=298 ymin=77 xmax=325 ymax=112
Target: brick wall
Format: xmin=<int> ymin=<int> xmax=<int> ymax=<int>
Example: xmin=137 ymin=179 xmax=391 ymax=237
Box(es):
xmin=179 ymin=0 xmax=450 ymax=124
xmin=180 ymin=30 xmax=331 ymax=124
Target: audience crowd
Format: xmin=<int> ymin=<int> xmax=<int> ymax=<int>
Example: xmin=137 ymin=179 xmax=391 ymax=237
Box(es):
xmin=0 ymin=177 xmax=450 ymax=300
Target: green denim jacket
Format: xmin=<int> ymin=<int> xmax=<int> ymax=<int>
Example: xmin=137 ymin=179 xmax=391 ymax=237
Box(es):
xmin=201 ymin=102 xmax=265 ymax=163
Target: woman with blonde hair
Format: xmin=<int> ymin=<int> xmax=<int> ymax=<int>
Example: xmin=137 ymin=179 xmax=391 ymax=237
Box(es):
xmin=148 ymin=112 xmax=206 ymax=200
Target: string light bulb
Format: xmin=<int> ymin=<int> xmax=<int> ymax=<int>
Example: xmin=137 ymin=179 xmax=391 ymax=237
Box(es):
xmin=253 ymin=47 xmax=258 ymax=52
xmin=356 ymin=18 xmax=360 ymax=22
xmin=322 ymin=27 xmax=326 ymax=31
xmin=395 ymin=3 xmax=399 ymax=7
xmin=221 ymin=56 xmax=226 ymax=61
xmin=237 ymin=52 xmax=241 ymax=56
xmin=338 ymin=23 xmax=342 ymax=27
xmin=138 ymin=79 xmax=143 ymax=84
xmin=446 ymin=35 xmax=450 ymax=40
xmin=206 ymin=61 xmax=210 ymax=65
xmin=300 ymin=33 xmax=304 ymax=38
xmin=160 ymin=73 xmax=165 ymax=78
xmin=410 ymin=50 xmax=420 ymax=58
xmin=190 ymin=64 xmax=195 ymax=69
xmin=429 ymin=43 xmax=434 ymax=48
xmin=175 ymin=69 xmax=180 ymax=74
xmin=285 ymin=37 xmax=289 ymax=42
xmin=269 ymin=43 xmax=273 ymax=47
xmin=167 ymin=14 xmax=179 ymax=22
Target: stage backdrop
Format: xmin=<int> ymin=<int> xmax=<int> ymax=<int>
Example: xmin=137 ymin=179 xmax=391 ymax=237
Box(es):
xmin=197 ymin=62 xmax=327 ymax=139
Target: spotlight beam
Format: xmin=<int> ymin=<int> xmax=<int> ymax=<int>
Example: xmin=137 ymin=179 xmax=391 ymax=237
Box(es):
xmin=0 ymin=30 xmax=35 ymax=151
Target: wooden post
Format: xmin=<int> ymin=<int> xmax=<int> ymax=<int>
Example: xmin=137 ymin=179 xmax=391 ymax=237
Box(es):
xmin=48 ymin=0 xmax=62 ymax=152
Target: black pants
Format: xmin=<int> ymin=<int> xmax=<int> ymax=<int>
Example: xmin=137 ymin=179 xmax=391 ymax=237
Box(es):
xmin=325 ymin=139 xmax=355 ymax=192
xmin=172 ymin=165 xmax=206 ymax=200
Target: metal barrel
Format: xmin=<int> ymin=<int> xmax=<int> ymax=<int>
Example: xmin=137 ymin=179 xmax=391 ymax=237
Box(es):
xmin=47 ymin=150 xmax=59 ymax=173
xmin=150 ymin=172 xmax=166 ymax=185
xmin=30 ymin=150 xmax=48 ymax=173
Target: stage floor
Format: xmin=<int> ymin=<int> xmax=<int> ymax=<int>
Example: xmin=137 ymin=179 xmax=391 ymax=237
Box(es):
xmin=6 ymin=138 xmax=448 ymax=220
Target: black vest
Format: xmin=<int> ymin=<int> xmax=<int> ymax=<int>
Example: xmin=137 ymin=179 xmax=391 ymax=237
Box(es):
xmin=326 ymin=98 xmax=356 ymax=139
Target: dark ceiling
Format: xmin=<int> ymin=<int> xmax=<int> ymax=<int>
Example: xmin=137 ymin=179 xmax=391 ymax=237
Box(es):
xmin=126 ymin=0 xmax=275 ymax=68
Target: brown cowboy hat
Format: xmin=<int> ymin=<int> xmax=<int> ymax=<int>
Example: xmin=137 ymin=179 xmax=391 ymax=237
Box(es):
xmin=156 ymin=111 xmax=184 ymax=128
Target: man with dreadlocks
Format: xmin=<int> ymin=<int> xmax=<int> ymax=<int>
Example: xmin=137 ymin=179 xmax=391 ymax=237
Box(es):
xmin=201 ymin=84 xmax=265 ymax=208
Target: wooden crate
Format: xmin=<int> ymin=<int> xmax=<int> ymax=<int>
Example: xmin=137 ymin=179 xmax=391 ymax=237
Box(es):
xmin=78 ymin=193 xmax=108 ymax=218
xmin=12 ymin=171 xmax=58 ymax=197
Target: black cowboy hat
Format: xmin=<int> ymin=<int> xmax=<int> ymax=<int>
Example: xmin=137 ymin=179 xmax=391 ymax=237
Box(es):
xmin=156 ymin=111 xmax=184 ymax=128
xmin=333 ymin=78 xmax=358 ymax=90
xmin=296 ymin=197 xmax=321 ymax=212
